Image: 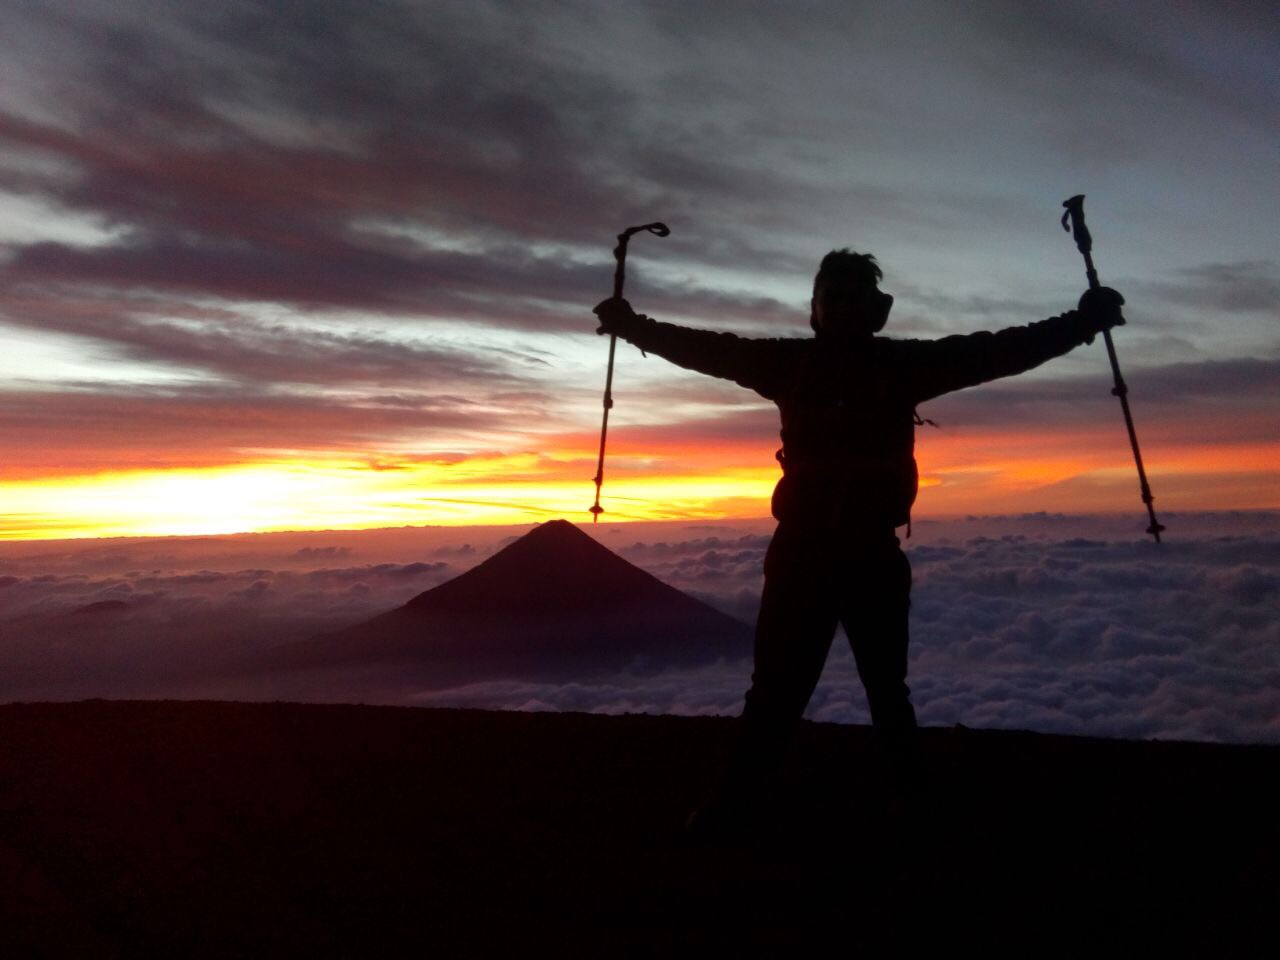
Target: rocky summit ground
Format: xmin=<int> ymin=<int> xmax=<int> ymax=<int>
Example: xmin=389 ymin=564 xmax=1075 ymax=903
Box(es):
xmin=1 ymin=700 xmax=1275 ymax=957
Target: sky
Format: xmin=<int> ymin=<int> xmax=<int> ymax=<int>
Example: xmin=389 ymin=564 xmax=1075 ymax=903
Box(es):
xmin=0 ymin=0 xmax=1277 ymax=539
xmin=0 ymin=513 xmax=1275 ymax=744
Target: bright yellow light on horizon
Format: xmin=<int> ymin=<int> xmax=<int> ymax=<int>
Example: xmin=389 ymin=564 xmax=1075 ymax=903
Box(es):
xmin=3 ymin=437 xmax=1275 ymax=541
xmin=0 ymin=458 xmax=781 ymax=540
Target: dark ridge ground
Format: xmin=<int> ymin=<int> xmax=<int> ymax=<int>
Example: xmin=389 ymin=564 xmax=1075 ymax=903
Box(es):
xmin=1 ymin=701 xmax=1275 ymax=957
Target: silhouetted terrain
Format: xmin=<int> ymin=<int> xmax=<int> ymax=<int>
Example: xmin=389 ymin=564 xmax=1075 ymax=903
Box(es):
xmin=1 ymin=700 xmax=1274 ymax=956
xmin=261 ymin=519 xmax=751 ymax=688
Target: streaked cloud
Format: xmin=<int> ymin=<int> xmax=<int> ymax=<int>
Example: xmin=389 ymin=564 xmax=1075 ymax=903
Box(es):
xmin=0 ymin=1 xmax=1275 ymax=534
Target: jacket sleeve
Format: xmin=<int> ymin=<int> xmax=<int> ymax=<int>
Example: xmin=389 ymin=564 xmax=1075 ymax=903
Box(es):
xmin=614 ymin=317 xmax=793 ymax=400
xmin=907 ymin=310 xmax=1097 ymax=403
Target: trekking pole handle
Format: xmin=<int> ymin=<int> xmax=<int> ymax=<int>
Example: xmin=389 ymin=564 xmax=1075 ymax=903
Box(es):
xmin=1061 ymin=195 xmax=1099 ymax=289
xmin=613 ymin=222 xmax=670 ymax=298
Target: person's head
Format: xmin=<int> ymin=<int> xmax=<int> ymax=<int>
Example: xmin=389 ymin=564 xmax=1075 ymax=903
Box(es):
xmin=810 ymin=249 xmax=893 ymax=340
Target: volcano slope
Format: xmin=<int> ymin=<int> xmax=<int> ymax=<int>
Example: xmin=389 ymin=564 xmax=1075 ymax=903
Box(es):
xmin=260 ymin=519 xmax=752 ymax=690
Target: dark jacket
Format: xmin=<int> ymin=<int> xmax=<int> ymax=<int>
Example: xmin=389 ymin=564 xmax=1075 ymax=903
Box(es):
xmin=618 ymin=311 xmax=1097 ymax=530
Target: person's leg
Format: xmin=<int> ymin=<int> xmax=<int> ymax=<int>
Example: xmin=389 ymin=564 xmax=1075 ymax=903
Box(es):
xmin=690 ymin=526 xmax=838 ymax=832
xmin=732 ymin=530 xmax=840 ymax=787
xmin=838 ymin=535 xmax=920 ymax=817
xmin=841 ymin=535 xmax=917 ymax=736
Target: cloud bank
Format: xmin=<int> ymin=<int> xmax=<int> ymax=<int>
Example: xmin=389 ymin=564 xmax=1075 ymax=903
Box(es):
xmin=414 ymin=514 xmax=1278 ymax=745
xmin=0 ymin=514 xmax=1274 ymax=744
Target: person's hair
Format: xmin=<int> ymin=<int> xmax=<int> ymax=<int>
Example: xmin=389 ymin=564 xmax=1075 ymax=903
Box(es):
xmin=813 ymin=249 xmax=882 ymax=295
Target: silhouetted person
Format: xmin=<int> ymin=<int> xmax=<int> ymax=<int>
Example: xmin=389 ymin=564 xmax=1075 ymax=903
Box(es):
xmin=594 ymin=250 xmax=1125 ymax=836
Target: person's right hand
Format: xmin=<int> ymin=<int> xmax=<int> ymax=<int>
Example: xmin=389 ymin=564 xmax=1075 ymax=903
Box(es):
xmin=593 ymin=297 xmax=642 ymax=336
xmin=1077 ymin=287 xmax=1126 ymax=335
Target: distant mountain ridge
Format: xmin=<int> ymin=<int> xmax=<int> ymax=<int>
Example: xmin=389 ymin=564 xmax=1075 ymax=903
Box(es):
xmin=264 ymin=519 xmax=751 ymax=685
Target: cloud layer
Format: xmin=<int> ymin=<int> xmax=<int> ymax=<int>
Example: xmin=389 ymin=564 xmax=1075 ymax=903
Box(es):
xmin=414 ymin=520 xmax=1280 ymax=746
xmin=1 ymin=514 xmax=1274 ymax=745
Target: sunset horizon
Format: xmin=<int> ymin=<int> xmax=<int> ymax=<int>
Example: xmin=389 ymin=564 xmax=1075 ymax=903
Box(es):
xmin=2 ymin=5 xmax=1275 ymax=953
xmin=2 ymin=4 xmax=1275 ymax=545
xmin=3 ymin=423 xmax=1274 ymax=541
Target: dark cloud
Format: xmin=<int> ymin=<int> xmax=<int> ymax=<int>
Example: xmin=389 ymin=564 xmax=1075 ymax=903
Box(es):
xmin=889 ymin=284 xmax=1069 ymax=336
xmin=965 ymin=1 xmax=1280 ymax=134
xmin=922 ymin=353 xmax=1280 ymax=442
xmin=1 ymin=7 xmax=627 ymax=241
xmin=8 ymin=0 xmax=1062 ymax=370
xmin=0 ymin=289 xmax=521 ymax=387
xmin=0 ymin=383 xmax=514 ymax=474
xmin=2 ymin=0 xmax=1275 ymax=333
xmin=0 ymin=1 xmax=1273 ymax=528
xmin=610 ymin=405 xmax=779 ymax=447
xmin=293 ymin=546 xmax=352 ymax=561
xmin=0 ymin=0 xmax=813 ymax=335
xmin=1142 ymin=261 xmax=1280 ymax=315
xmin=1 ymin=229 xmax=616 ymax=331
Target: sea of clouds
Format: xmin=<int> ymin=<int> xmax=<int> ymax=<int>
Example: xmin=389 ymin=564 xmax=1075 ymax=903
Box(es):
xmin=0 ymin=513 xmax=1275 ymax=744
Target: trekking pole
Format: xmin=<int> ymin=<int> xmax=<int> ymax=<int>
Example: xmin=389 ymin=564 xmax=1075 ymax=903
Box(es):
xmin=1061 ymin=194 xmax=1165 ymax=543
xmin=590 ymin=222 xmax=670 ymax=522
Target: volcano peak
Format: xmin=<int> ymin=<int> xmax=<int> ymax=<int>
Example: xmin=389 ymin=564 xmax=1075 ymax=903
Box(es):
xmin=269 ymin=518 xmax=752 ymax=682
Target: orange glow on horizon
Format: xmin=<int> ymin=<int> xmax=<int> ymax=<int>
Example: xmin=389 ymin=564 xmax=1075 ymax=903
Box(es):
xmin=2 ymin=432 xmax=1275 ymax=541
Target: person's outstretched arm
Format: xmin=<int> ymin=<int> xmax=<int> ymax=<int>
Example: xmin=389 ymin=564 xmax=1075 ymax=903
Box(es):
xmin=593 ymin=297 xmax=796 ymax=401
xmin=909 ymin=288 xmax=1126 ymax=403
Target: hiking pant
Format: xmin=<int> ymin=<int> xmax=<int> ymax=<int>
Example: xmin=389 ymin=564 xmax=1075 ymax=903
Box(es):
xmin=729 ymin=522 xmax=917 ymax=788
